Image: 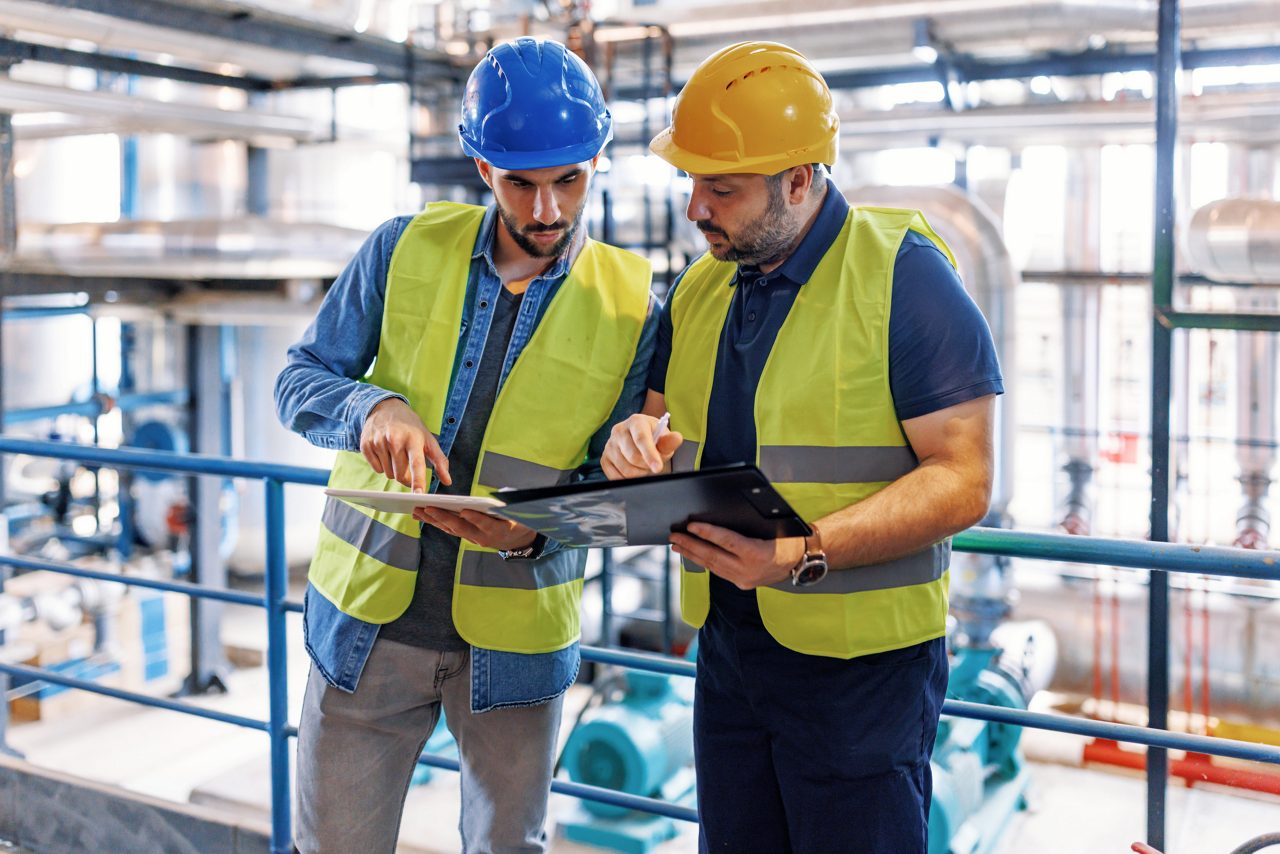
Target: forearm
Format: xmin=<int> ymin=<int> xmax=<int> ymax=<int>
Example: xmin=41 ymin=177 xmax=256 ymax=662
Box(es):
xmin=275 ymin=355 xmax=403 ymax=451
xmin=816 ymin=458 xmax=991 ymax=571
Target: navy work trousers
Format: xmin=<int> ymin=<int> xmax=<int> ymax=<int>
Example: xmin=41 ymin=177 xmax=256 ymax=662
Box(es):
xmin=693 ymin=593 xmax=948 ymax=854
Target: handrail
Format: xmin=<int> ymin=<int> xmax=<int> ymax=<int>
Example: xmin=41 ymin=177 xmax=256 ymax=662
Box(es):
xmin=0 ymin=436 xmax=1277 ymax=850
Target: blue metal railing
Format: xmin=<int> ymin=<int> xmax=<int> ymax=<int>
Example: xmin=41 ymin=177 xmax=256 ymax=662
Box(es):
xmin=1 ymin=437 xmax=1278 ymax=853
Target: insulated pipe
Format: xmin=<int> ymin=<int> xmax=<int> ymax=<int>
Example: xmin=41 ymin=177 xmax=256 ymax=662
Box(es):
xmin=1186 ymin=199 xmax=1280 ymax=549
xmin=849 ymin=184 xmax=1016 ymax=515
xmin=1060 ymin=148 xmax=1103 ymax=536
xmin=848 ymin=184 xmax=1017 ymax=645
xmin=1232 ymin=289 xmax=1276 ymax=550
xmin=12 ymin=218 xmax=367 ymax=281
xmin=1186 ymin=199 xmax=1280 ymax=285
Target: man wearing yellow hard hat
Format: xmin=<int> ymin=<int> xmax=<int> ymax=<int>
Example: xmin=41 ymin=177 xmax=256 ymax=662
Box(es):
xmin=602 ymin=42 xmax=1003 ymax=852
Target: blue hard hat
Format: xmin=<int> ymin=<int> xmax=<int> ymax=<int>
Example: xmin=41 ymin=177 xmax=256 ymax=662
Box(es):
xmin=459 ymin=38 xmax=612 ymax=170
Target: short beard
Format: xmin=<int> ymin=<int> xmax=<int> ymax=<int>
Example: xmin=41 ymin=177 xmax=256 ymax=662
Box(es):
xmin=497 ymin=200 xmax=584 ymax=259
xmin=697 ymin=176 xmax=801 ymax=267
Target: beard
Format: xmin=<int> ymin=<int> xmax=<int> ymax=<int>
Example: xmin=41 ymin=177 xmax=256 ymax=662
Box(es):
xmin=696 ymin=178 xmax=801 ymax=267
xmin=497 ymin=198 xmax=586 ymax=259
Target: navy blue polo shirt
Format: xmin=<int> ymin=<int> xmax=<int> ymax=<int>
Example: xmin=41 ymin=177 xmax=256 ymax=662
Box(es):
xmin=649 ymin=179 xmax=1003 ymax=620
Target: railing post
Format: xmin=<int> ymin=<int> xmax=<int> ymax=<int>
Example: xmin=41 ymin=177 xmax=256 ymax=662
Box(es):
xmin=600 ymin=547 xmax=614 ymax=646
xmin=264 ymin=478 xmax=292 ymax=854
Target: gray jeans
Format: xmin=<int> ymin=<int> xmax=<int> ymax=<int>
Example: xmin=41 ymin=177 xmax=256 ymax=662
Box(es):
xmin=294 ymin=638 xmax=564 ymax=854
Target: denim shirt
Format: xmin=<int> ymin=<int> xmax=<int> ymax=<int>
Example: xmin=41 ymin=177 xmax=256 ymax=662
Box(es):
xmin=276 ymin=206 xmax=658 ymax=712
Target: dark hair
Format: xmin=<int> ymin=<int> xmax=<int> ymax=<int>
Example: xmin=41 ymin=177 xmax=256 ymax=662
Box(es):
xmin=765 ymin=163 xmax=827 ymax=197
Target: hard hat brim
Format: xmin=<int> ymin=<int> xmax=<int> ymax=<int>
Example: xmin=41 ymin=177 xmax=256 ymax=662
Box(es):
xmin=649 ymin=126 xmax=837 ymax=176
xmin=460 ymin=129 xmax=612 ymax=171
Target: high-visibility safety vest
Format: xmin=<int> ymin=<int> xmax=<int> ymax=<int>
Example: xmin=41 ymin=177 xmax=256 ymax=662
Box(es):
xmin=665 ymin=206 xmax=955 ymax=659
xmin=308 ymin=201 xmax=651 ymax=654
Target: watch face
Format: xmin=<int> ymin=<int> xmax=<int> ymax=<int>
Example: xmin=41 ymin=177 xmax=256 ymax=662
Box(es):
xmin=793 ymin=555 xmax=828 ymax=586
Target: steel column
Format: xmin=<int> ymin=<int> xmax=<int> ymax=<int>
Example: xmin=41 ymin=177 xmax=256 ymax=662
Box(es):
xmin=1147 ymin=0 xmax=1181 ymax=848
xmin=182 ymin=326 xmax=231 ymax=695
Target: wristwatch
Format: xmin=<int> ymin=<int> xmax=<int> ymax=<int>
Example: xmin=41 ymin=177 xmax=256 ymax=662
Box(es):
xmin=498 ymin=534 xmax=546 ymax=561
xmin=790 ymin=530 xmax=829 ymax=587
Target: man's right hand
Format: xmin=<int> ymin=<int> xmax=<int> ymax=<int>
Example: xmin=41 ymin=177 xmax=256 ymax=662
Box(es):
xmin=360 ymin=397 xmax=451 ymax=491
xmin=601 ymin=413 xmax=683 ymax=480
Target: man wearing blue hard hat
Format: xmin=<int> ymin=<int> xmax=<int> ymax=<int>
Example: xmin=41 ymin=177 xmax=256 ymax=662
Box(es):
xmin=276 ymin=38 xmax=657 ymax=853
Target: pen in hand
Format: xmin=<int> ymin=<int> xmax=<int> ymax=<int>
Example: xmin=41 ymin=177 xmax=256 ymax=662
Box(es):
xmin=647 ymin=412 xmax=672 ymax=473
xmin=652 ymin=412 xmax=671 ymax=442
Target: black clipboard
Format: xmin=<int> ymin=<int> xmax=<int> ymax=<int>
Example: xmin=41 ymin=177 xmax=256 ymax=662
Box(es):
xmin=496 ymin=463 xmax=811 ymax=548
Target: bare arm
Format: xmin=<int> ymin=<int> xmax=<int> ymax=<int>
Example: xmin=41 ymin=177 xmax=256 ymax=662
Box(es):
xmin=670 ymin=395 xmax=995 ymax=589
xmin=815 ymin=394 xmax=996 ymax=570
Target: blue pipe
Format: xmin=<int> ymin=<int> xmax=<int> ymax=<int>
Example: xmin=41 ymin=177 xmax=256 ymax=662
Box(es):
xmin=415 ymin=753 xmax=702 ymax=823
xmin=0 ymin=660 xmax=266 ymax=731
xmin=264 ymin=479 xmax=291 ymax=854
xmin=3 ymin=305 xmax=91 ymax=320
xmin=0 ymin=437 xmax=330 ymax=486
xmin=582 ymin=645 xmax=696 ymax=679
xmin=954 ymin=527 xmax=1279 ymax=580
xmin=3 ymin=390 xmax=190 ymax=425
xmin=943 ymin=701 xmax=1280 ymax=766
xmin=0 ymin=551 xmax=264 ymax=608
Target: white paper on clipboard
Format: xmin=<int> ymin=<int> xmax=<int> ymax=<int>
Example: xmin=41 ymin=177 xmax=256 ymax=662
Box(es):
xmin=324 ymin=487 xmax=507 ymax=515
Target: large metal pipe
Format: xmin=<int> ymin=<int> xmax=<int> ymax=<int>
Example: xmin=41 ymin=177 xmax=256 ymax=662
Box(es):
xmin=1185 ymin=198 xmax=1280 ymax=549
xmin=1186 ymin=199 xmax=1280 ymax=285
xmin=0 ymin=78 xmax=323 ymax=144
xmin=1060 ymin=149 xmax=1103 ymax=536
xmin=10 ymin=218 xmax=366 ymax=280
xmin=1233 ymin=289 xmax=1277 ymax=550
xmin=824 ymin=91 xmax=1280 ymax=150
xmin=847 ymin=184 xmax=1017 ymax=645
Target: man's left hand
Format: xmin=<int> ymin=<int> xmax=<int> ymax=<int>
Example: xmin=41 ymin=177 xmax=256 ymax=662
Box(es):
xmin=415 ymin=507 xmax=537 ymax=552
xmin=669 ymin=523 xmax=805 ymax=590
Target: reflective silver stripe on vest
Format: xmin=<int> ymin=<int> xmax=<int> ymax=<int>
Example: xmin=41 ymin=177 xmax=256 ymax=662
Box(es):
xmin=477 ymin=452 xmax=576 ymax=491
xmin=681 ymin=557 xmax=706 ymax=574
xmin=671 ymin=440 xmax=700 ymax=473
xmin=321 ymin=497 xmax=420 ymax=573
xmin=459 ymin=550 xmax=585 ymax=590
xmin=770 ymin=540 xmax=949 ymax=595
xmin=759 ymin=444 xmax=916 ymax=485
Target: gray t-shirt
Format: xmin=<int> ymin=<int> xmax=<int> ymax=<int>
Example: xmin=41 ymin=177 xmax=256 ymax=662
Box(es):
xmin=380 ymin=286 xmax=524 ymax=650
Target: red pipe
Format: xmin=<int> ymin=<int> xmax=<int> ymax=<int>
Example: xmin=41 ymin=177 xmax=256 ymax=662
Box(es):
xmin=1083 ymin=740 xmax=1280 ymax=796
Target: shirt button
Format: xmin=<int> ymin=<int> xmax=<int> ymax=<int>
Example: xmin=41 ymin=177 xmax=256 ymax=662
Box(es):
xmin=747 ymin=312 xmax=757 ymax=322
xmin=479 ymin=300 xmax=488 ymax=309
xmin=465 ymin=360 xmax=474 ymax=369
xmin=447 ymin=416 xmax=456 ymax=424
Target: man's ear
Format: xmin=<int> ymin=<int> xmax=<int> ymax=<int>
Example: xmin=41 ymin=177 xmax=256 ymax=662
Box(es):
xmin=786 ymin=164 xmax=814 ymax=204
xmin=475 ymin=158 xmax=493 ymax=188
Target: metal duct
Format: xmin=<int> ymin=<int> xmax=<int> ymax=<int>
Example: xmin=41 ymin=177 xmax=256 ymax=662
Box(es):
xmin=1186 ymin=199 xmax=1280 ymax=285
xmin=10 ymin=218 xmax=367 ymax=280
xmin=847 ymin=184 xmax=1018 ymax=645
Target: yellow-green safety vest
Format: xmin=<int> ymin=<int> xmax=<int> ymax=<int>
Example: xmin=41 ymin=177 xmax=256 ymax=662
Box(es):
xmin=309 ymin=201 xmax=651 ymax=654
xmin=665 ymin=206 xmax=954 ymax=659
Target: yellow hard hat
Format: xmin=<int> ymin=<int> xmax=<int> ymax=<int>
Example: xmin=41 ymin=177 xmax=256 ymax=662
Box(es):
xmin=650 ymin=41 xmax=838 ymax=176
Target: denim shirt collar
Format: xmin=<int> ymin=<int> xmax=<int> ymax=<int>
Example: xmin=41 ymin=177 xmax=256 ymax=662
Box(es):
xmin=731 ymin=177 xmax=849 ymax=289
